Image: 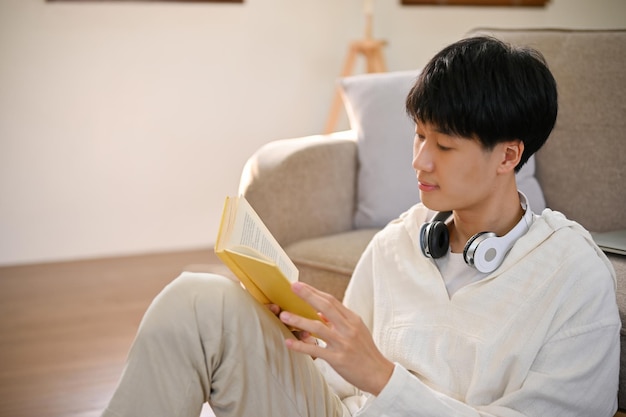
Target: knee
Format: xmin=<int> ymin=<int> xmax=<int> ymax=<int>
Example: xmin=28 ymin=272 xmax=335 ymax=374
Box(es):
xmin=139 ymin=272 xmax=245 ymax=333
xmin=159 ymin=272 xmax=251 ymax=313
xmin=150 ymin=272 xmax=269 ymax=339
xmin=165 ymin=271 xmax=240 ymax=297
xmin=168 ymin=272 xmax=278 ymax=330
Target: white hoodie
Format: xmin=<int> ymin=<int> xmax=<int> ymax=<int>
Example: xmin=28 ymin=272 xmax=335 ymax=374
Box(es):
xmin=319 ymin=204 xmax=620 ymax=417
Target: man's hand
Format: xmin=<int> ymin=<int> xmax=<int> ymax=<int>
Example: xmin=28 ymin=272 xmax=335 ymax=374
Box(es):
xmin=266 ymin=303 xmax=318 ymax=350
xmin=278 ymin=282 xmax=394 ymax=396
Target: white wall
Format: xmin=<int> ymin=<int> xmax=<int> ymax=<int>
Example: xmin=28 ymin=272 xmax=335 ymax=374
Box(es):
xmin=379 ymin=0 xmax=626 ymax=71
xmin=1 ymin=0 xmax=624 ymax=266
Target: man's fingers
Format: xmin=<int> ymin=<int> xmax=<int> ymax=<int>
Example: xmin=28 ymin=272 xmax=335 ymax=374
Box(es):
xmin=291 ymin=282 xmax=348 ymax=325
xmin=285 ymin=337 xmax=321 ymax=357
xmin=292 ymin=330 xmax=313 ymax=342
xmin=280 ymin=311 xmax=330 ymax=340
xmin=266 ymin=303 xmax=281 ymax=316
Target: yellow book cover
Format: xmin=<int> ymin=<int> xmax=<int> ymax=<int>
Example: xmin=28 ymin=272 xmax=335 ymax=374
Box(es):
xmin=214 ymin=196 xmax=319 ymax=322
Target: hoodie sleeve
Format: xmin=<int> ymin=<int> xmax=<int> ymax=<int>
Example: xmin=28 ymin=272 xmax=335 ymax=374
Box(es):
xmin=354 ymin=321 xmax=619 ymax=417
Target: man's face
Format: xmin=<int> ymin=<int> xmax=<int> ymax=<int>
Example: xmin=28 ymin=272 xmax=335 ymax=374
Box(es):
xmin=412 ymin=121 xmax=504 ymax=214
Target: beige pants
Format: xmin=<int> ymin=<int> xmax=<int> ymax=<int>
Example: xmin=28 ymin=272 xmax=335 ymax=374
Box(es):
xmin=102 ymin=272 xmax=347 ymax=417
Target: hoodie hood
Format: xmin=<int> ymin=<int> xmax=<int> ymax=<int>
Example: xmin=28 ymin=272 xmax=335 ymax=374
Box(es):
xmin=399 ymin=204 xmax=616 ymax=288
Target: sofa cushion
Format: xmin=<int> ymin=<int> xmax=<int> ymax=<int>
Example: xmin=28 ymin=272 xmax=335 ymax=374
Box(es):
xmin=339 ymin=71 xmax=546 ymax=229
xmin=285 ymin=228 xmax=379 ymax=300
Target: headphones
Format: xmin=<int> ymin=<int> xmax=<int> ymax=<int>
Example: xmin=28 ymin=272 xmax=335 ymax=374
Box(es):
xmin=419 ymin=192 xmax=533 ymax=273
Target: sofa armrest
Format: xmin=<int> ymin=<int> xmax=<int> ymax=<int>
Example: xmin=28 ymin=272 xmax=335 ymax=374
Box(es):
xmin=239 ymin=131 xmax=358 ymax=247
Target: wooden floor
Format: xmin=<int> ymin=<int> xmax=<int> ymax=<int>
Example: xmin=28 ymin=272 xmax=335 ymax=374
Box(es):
xmin=0 ymin=249 xmax=229 ymax=417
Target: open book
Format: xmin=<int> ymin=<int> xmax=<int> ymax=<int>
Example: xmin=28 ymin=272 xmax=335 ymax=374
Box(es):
xmin=214 ymin=196 xmax=320 ymax=321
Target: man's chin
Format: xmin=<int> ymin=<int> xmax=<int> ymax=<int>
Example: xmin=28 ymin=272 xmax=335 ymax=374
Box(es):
xmin=420 ymin=194 xmax=449 ymax=213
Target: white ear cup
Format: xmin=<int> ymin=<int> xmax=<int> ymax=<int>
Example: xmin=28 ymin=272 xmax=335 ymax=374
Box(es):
xmin=463 ymin=232 xmax=507 ymax=273
xmin=463 ymin=192 xmax=533 ymax=273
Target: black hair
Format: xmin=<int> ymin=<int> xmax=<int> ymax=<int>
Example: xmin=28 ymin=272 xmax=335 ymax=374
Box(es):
xmin=406 ymin=36 xmax=558 ymax=171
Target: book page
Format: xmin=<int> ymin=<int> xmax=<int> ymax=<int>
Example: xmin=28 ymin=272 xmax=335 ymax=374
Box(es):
xmin=231 ymin=197 xmax=299 ymax=283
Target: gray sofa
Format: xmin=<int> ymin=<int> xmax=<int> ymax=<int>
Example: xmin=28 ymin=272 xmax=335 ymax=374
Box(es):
xmin=238 ymin=29 xmax=626 ymax=412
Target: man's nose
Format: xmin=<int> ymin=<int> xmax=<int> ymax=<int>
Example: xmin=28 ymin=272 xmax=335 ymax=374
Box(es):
xmin=413 ymin=140 xmax=433 ymax=172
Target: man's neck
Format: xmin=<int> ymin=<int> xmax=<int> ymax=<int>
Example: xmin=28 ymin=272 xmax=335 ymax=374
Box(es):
xmin=448 ymin=187 xmax=524 ymax=254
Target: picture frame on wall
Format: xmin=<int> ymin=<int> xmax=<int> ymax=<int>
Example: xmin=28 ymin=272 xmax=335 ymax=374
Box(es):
xmin=401 ymin=0 xmax=548 ymax=5
xmin=46 ymin=0 xmax=243 ymax=3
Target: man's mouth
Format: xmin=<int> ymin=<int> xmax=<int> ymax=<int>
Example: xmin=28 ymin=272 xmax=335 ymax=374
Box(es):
xmin=418 ymin=181 xmax=439 ymax=192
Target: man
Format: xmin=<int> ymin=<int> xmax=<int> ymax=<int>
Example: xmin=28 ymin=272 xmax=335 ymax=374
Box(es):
xmin=102 ymin=36 xmax=620 ymax=417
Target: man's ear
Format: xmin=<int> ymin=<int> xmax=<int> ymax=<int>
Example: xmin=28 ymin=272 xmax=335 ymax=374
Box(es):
xmin=497 ymin=140 xmax=524 ymax=174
